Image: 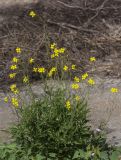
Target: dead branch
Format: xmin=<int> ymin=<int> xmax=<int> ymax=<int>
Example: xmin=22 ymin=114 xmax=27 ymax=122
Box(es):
xmin=47 ymin=19 xmax=99 ymax=33
xmin=58 ymin=0 xmax=121 ymax=11
xmin=57 ymin=1 xmax=97 ymax=11
xmin=84 ymin=0 xmax=109 ymax=27
xmin=58 ymin=0 xmax=110 ymax=28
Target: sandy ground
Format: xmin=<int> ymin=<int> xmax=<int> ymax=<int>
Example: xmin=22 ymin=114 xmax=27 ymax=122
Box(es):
xmin=0 ymin=78 xmax=121 ymax=146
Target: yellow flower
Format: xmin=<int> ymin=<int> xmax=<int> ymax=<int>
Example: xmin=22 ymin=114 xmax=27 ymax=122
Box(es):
xmin=54 ymin=52 xmax=59 ymax=57
xmin=11 ymin=97 xmax=19 ymax=107
xmin=13 ymin=89 xmax=19 ymax=95
xmin=16 ymin=47 xmax=21 ymax=53
xmin=23 ymin=76 xmax=29 ymax=83
xmin=51 ymin=54 xmax=55 ymax=58
xmin=65 ymin=100 xmax=71 ymax=110
xmin=10 ymin=65 xmax=17 ymax=70
xmin=12 ymin=57 xmax=19 ymax=63
xmin=75 ymin=95 xmax=80 ymax=101
xmin=29 ymin=58 xmax=34 ymax=64
xmin=48 ymin=71 xmax=53 ymax=77
xmin=10 ymin=84 xmax=17 ymax=91
xmin=33 ymin=67 xmax=38 ymax=72
xmin=71 ymin=65 xmax=76 ymax=70
xmin=88 ymin=78 xmax=95 ymax=85
xmin=71 ymin=83 xmax=79 ymax=89
xmin=74 ymin=76 xmax=80 ymax=83
xmin=90 ymin=57 xmax=96 ymax=62
xmin=82 ymin=73 xmax=88 ymax=80
xmin=111 ymin=88 xmax=118 ymax=93
xmin=10 ymin=84 xmax=19 ymax=94
xmin=54 ymin=48 xmax=59 ymax=54
xmin=4 ymin=97 xmax=8 ymax=103
xmin=38 ymin=67 xmax=45 ymax=73
xmin=48 ymin=67 xmax=57 ymax=77
xmin=9 ymin=73 xmax=16 ymax=79
xmin=63 ymin=65 xmax=68 ymax=71
xmin=59 ymin=48 xmax=65 ymax=53
xmin=29 ymin=10 xmax=36 ymax=17
xmin=50 ymin=43 xmax=56 ymax=50
xmin=51 ymin=67 xmax=57 ymax=72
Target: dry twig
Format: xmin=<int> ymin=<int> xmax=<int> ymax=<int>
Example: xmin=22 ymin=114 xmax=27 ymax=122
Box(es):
xmin=84 ymin=0 xmax=109 ymax=27
xmin=47 ymin=19 xmax=99 ymax=33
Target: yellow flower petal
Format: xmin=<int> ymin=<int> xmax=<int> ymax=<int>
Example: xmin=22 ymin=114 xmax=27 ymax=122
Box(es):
xmin=90 ymin=57 xmax=96 ymax=62
xmin=82 ymin=73 xmax=88 ymax=80
xmin=75 ymin=95 xmax=80 ymax=101
xmin=29 ymin=58 xmax=34 ymax=64
xmin=65 ymin=100 xmax=71 ymax=110
xmin=29 ymin=11 xmax=36 ymax=17
xmin=4 ymin=97 xmax=8 ymax=103
xmin=72 ymin=65 xmax=76 ymax=70
xmin=9 ymin=73 xmax=16 ymax=79
xmin=16 ymin=47 xmax=21 ymax=53
xmin=111 ymin=88 xmax=118 ymax=93
xmin=74 ymin=76 xmax=80 ymax=83
xmin=33 ymin=67 xmax=38 ymax=72
xmin=63 ymin=65 xmax=68 ymax=71
xmin=10 ymin=65 xmax=17 ymax=70
xmin=11 ymin=97 xmax=19 ymax=107
xmin=71 ymin=83 xmax=79 ymax=89
xmin=88 ymin=78 xmax=95 ymax=85
xmin=38 ymin=67 xmax=45 ymax=73
xmin=12 ymin=57 xmax=19 ymax=63
xmin=23 ymin=76 xmax=29 ymax=83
